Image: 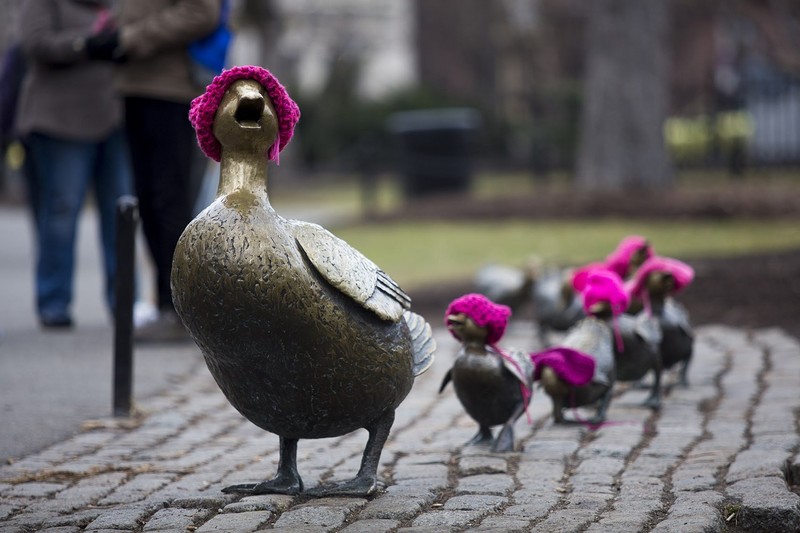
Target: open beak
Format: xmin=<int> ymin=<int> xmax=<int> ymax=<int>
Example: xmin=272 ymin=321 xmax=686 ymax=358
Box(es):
xmin=234 ymin=91 xmax=265 ymax=129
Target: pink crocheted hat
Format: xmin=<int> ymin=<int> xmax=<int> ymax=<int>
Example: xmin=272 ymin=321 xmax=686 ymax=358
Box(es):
xmin=531 ymin=347 xmax=596 ymax=386
xmin=189 ymin=65 xmax=301 ymax=162
xmin=627 ymin=256 xmax=695 ymax=299
xmin=445 ymin=293 xmax=511 ymax=345
xmin=604 ymin=235 xmax=653 ymax=279
xmin=571 ymin=261 xmax=606 ymax=293
xmin=580 ymin=269 xmax=629 ymax=316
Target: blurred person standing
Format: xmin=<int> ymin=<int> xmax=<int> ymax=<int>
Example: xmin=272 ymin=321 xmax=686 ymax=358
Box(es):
xmin=112 ymin=0 xmax=222 ymax=342
xmin=16 ymin=0 xmax=132 ymax=329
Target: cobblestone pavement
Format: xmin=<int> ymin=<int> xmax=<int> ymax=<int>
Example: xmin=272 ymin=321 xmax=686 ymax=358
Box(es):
xmin=1 ymin=322 xmax=799 ymax=532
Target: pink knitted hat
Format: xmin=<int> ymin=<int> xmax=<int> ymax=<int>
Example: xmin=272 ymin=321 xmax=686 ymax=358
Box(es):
xmin=580 ymin=269 xmax=629 ymax=316
xmin=445 ymin=293 xmax=511 ymax=345
xmin=571 ymin=261 xmax=606 ymax=293
xmin=604 ymin=235 xmax=653 ymax=279
xmin=189 ymin=65 xmax=301 ymax=163
xmin=627 ymin=256 xmax=695 ymax=299
xmin=530 ymin=347 xmax=596 ymax=386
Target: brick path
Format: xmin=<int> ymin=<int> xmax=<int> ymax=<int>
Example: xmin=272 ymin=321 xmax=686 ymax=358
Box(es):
xmin=1 ymin=323 xmax=799 ymax=532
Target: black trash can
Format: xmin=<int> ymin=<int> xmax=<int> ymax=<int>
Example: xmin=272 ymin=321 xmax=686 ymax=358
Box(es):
xmin=386 ymin=108 xmax=481 ymax=198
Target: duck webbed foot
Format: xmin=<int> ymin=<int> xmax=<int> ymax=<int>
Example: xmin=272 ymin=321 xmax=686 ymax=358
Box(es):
xmin=222 ymin=437 xmax=303 ymax=495
xmin=466 ymin=425 xmax=494 ymax=446
xmin=307 ymin=410 xmax=395 ymax=498
xmin=491 ymin=403 xmax=525 ymax=452
xmin=305 ymin=475 xmax=381 ymax=498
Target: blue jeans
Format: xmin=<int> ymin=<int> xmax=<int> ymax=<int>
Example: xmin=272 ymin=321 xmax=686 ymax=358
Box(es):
xmin=26 ymin=130 xmax=132 ymax=321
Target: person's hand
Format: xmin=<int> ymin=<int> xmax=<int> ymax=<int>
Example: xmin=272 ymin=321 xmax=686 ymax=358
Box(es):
xmin=86 ymin=30 xmax=126 ymax=62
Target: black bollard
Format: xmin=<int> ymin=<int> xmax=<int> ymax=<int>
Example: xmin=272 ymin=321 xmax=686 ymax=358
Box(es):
xmin=113 ymin=196 xmax=138 ymax=417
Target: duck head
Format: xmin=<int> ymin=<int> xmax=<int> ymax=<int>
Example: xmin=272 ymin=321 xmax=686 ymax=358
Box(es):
xmin=446 ymin=313 xmax=489 ymax=345
xmin=189 ymin=65 xmax=300 ymax=164
xmin=444 ymin=293 xmax=511 ymax=348
xmin=212 ymin=79 xmax=278 ymax=157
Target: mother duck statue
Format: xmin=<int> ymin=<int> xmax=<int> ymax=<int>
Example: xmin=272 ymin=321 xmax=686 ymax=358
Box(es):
xmin=171 ymin=66 xmax=435 ymax=497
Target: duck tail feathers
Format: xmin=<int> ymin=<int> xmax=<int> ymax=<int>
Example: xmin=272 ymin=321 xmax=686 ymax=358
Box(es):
xmin=404 ymin=311 xmax=436 ymax=376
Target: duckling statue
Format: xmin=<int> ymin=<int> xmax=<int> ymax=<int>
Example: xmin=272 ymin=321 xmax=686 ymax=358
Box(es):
xmin=172 ymin=66 xmax=436 ymax=497
xmin=473 ymin=260 xmax=537 ymax=315
xmin=531 ymin=269 xmax=629 ymax=425
xmin=613 ymin=310 xmax=663 ymax=409
xmin=532 ymin=235 xmax=653 ymax=345
xmin=627 ymin=256 xmax=694 ymax=386
xmin=439 ymin=294 xmax=533 ymax=452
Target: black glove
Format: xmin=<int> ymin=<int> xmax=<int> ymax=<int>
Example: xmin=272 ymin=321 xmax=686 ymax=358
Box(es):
xmin=85 ymin=31 xmax=126 ymax=62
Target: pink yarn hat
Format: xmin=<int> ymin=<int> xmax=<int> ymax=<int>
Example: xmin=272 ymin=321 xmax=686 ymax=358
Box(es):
xmin=445 ymin=293 xmax=511 ymax=345
xmin=189 ymin=65 xmax=301 ymax=163
xmin=531 ymin=347 xmax=596 ymax=386
xmin=627 ymin=256 xmax=695 ymax=299
xmin=604 ymin=235 xmax=653 ymax=279
xmin=580 ymin=269 xmax=629 ymax=316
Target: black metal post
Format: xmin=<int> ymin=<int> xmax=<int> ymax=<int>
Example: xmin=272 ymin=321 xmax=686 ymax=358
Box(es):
xmin=113 ymin=196 xmax=138 ymax=417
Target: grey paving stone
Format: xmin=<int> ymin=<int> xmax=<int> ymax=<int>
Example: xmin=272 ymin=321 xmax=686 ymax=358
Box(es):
xmin=411 ymin=509 xmax=485 ymax=528
xmin=383 ymin=484 xmax=437 ymax=500
xmin=5 ymin=482 xmax=66 ymax=498
xmin=39 ymin=508 xmax=104 ymax=529
xmin=456 ymin=473 xmax=514 ymax=495
xmin=271 ymin=505 xmax=347 ymax=530
xmin=194 ymin=510 xmax=272 ymax=532
xmin=222 ymin=494 xmax=293 ymax=513
xmin=522 ymin=438 xmax=579 ymax=459
xmin=443 ymin=494 xmax=506 ymax=511
xmin=503 ymin=500 xmax=559 ymax=521
xmin=84 ymin=506 xmax=154 ymax=530
xmin=338 ymin=518 xmax=400 ymax=533
xmin=470 ymin=516 xmax=532 ymax=532
xmin=727 ymin=476 xmax=800 ymax=531
xmin=457 ymin=455 xmax=508 ymax=476
xmin=143 ymin=508 xmax=214 ymax=531
xmin=533 ymin=508 xmax=596 ymax=533
xmin=359 ymin=495 xmax=429 ymax=520
xmin=726 ymin=448 xmax=793 ymax=483
xmin=650 ymin=515 xmax=724 ymax=533
xmin=392 ymin=463 xmax=449 ymax=481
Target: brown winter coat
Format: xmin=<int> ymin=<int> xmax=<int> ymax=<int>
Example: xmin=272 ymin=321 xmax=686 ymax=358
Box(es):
xmin=16 ymin=0 xmax=122 ymax=141
xmin=116 ymin=0 xmax=221 ymax=103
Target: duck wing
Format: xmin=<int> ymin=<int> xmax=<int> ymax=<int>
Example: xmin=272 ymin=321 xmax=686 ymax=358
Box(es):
xmin=292 ymin=221 xmax=411 ymax=322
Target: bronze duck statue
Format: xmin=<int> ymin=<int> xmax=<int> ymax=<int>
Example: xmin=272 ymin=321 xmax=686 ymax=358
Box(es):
xmin=439 ymin=294 xmax=533 ymax=452
xmin=613 ymin=311 xmax=663 ymax=409
xmin=172 ymin=66 xmax=435 ymax=497
xmin=627 ymin=256 xmax=695 ymax=387
xmin=532 ymin=269 xmax=629 ymax=425
xmin=533 ymin=235 xmax=653 ymax=346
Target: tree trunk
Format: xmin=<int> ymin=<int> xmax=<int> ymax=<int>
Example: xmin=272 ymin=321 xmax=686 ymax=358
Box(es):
xmin=576 ymin=0 xmax=672 ymax=189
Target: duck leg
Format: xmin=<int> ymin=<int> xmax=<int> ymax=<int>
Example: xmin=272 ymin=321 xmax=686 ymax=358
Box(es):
xmin=222 ymin=436 xmax=303 ymax=495
xmin=306 ymin=410 xmax=395 ymax=497
xmin=491 ymin=402 xmax=525 ymax=452
xmin=467 ymin=425 xmax=494 ymax=446
xmin=642 ymin=362 xmax=663 ymax=410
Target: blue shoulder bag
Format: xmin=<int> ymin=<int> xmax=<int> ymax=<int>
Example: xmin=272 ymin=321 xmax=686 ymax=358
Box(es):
xmin=188 ymin=0 xmax=232 ymax=87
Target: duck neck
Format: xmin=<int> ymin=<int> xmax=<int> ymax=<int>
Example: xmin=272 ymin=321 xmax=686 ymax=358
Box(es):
xmin=218 ymin=148 xmax=270 ymax=200
xmin=463 ymin=338 xmax=489 ymax=354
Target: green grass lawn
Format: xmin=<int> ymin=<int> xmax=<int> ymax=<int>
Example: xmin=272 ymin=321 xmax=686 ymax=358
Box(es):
xmin=271 ymin=171 xmax=800 ymax=289
xmin=330 ymin=219 xmax=800 ymax=288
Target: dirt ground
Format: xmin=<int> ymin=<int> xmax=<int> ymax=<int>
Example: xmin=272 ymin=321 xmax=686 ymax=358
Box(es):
xmin=396 ymin=184 xmax=800 ymax=340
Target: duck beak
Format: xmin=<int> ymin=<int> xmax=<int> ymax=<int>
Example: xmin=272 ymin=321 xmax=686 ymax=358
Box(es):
xmin=234 ymin=91 xmax=265 ymax=129
xmin=446 ymin=314 xmax=466 ymax=332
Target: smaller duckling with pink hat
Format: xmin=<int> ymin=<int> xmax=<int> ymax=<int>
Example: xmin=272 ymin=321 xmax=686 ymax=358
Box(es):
xmin=627 ymin=256 xmax=695 ymax=386
xmin=531 ymin=269 xmax=629 ymax=425
xmin=440 ymin=293 xmax=534 ymax=452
